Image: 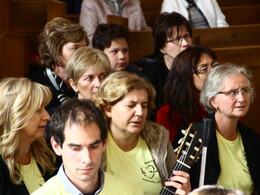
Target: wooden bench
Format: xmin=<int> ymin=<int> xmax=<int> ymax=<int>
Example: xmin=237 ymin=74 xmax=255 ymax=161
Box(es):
xmin=0 ymin=0 xmax=67 ymax=79
xmin=193 ymin=24 xmax=260 ymax=48
xmin=221 ymin=5 xmax=260 ymax=26
xmin=218 ymin=0 xmax=260 ymax=7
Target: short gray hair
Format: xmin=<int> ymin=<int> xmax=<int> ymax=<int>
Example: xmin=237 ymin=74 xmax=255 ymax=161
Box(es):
xmin=200 ymin=63 xmax=254 ymax=113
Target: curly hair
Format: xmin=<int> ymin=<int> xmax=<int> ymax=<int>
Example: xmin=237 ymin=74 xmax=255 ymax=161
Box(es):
xmin=0 ymin=77 xmax=56 ymax=184
xmin=38 ymin=17 xmax=88 ymax=69
xmin=94 ymin=71 xmax=155 ymax=123
xmin=92 ymin=23 xmax=129 ymax=51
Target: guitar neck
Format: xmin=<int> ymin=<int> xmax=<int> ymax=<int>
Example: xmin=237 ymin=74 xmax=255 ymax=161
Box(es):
xmin=159 ymin=157 xmax=191 ymax=195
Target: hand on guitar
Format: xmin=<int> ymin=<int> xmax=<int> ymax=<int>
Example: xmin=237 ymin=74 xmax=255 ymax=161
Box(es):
xmin=165 ymin=170 xmax=191 ymax=195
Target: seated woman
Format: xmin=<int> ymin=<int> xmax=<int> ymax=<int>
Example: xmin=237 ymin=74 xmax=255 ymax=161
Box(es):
xmin=66 ymin=46 xmax=111 ymax=100
xmin=157 ymin=46 xmax=217 ymax=148
xmin=80 ymin=0 xmax=150 ymax=45
xmin=161 ymin=0 xmax=229 ymax=28
xmin=190 ymin=64 xmax=260 ymax=194
xmin=92 ymin=23 xmax=138 ymax=73
xmin=0 ymin=77 xmax=56 ymax=195
xmin=138 ymin=12 xmax=192 ymax=112
xmin=95 ymin=71 xmax=191 ymax=195
xmin=29 ymin=17 xmax=88 ymax=115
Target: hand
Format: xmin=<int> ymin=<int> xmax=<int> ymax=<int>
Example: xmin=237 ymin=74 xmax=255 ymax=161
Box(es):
xmin=164 ymin=170 xmax=191 ymax=195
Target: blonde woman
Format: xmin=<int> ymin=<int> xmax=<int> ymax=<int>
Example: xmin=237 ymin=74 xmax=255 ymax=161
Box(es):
xmin=67 ymin=46 xmax=111 ymax=100
xmin=95 ymin=71 xmax=191 ymax=195
xmin=0 ymin=78 xmax=56 ymax=195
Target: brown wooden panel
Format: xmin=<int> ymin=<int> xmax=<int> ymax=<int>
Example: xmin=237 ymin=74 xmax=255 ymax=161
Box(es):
xmin=1 ymin=33 xmax=29 ymax=79
xmin=107 ymin=15 xmax=128 ymax=29
xmin=9 ymin=0 xmax=66 ymax=33
xmin=129 ymin=30 xmax=154 ymax=63
xmin=218 ymin=0 xmax=260 ymax=7
xmin=222 ymin=5 xmax=260 ymax=25
xmin=193 ymin=24 xmax=260 ymax=48
xmin=139 ymin=0 xmax=163 ymax=11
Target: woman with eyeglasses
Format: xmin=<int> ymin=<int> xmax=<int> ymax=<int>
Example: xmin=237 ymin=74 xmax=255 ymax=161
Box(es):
xmin=157 ymin=46 xmax=217 ymax=148
xmin=138 ymin=12 xmax=192 ymax=119
xmin=189 ymin=64 xmax=260 ymax=194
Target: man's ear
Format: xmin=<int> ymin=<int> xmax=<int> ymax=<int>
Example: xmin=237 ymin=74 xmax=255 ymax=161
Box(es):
xmin=102 ymin=138 xmax=108 ymax=152
xmin=51 ymin=136 xmax=62 ymax=156
xmin=69 ymin=79 xmax=79 ymax=94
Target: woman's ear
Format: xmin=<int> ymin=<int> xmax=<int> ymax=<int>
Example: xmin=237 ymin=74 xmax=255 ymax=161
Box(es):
xmin=69 ymin=79 xmax=78 ymax=93
xmin=210 ymin=97 xmax=218 ymax=110
xmin=105 ymin=105 xmax=112 ymax=118
xmin=160 ymin=47 xmax=166 ymax=55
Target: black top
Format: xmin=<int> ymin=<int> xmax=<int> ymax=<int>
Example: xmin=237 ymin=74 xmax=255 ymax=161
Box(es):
xmin=138 ymin=55 xmax=169 ymax=109
xmin=0 ymin=156 xmax=56 ymax=195
xmin=29 ymin=67 xmax=76 ymax=116
xmin=190 ymin=114 xmax=260 ymax=194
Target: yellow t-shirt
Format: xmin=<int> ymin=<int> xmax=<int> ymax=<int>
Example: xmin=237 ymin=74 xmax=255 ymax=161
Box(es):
xmin=106 ymin=132 xmax=162 ymax=195
xmin=20 ymin=157 xmax=45 ymax=194
xmin=216 ymin=131 xmax=254 ymax=194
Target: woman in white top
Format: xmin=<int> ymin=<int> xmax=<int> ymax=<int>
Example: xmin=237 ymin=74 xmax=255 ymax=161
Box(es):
xmin=161 ymin=0 xmax=229 ymax=28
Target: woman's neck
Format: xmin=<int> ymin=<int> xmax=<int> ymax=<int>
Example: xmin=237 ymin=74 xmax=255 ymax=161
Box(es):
xmin=109 ymin=129 xmax=139 ymax=152
xmin=214 ymin=112 xmax=239 ymax=141
xmin=164 ymin=54 xmax=174 ymax=70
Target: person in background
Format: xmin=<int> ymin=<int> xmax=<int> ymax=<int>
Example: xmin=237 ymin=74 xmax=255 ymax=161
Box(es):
xmin=138 ymin=12 xmax=192 ymax=118
xmin=0 ymin=78 xmax=56 ymax=195
xmin=32 ymin=99 xmax=143 ymax=195
xmin=190 ymin=64 xmax=260 ymax=194
xmin=189 ymin=185 xmax=246 ymax=195
xmin=29 ymin=17 xmax=88 ymax=116
xmin=66 ymin=46 xmax=111 ymax=100
xmin=92 ymin=23 xmax=138 ymax=73
xmin=80 ymin=0 xmax=150 ymax=45
xmin=95 ymin=71 xmax=191 ymax=195
xmin=157 ymin=46 xmax=217 ymax=148
xmin=161 ymin=0 xmax=229 ymax=28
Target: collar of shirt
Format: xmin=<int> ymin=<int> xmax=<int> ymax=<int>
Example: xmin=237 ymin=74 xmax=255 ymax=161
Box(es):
xmin=57 ymin=164 xmax=105 ymax=195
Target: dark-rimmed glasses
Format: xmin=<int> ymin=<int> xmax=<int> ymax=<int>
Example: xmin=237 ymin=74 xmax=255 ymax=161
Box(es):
xmin=217 ymin=87 xmax=253 ymax=100
xmin=194 ymin=61 xmax=220 ymax=74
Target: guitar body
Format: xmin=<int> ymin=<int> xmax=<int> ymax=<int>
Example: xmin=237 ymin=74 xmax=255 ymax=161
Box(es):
xmin=159 ymin=120 xmax=204 ymax=195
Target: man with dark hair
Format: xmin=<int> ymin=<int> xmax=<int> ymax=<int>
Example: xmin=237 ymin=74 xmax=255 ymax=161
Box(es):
xmin=32 ymin=99 xmax=143 ymax=195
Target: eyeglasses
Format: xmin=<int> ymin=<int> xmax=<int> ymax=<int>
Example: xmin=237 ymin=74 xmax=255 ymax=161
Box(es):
xmin=194 ymin=61 xmax=219 ymax=74
xmin=165 ymin=33 xmax=192 ymax=45
xmin=217 ymin=87 xmax=253 ymax=100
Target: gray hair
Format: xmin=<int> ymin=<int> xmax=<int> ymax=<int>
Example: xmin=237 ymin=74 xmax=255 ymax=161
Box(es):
xmin=200 ymin=63 xmax=254 ymax=113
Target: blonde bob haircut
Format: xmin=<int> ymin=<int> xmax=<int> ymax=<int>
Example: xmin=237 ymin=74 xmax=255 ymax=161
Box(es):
xmin=95 ymin=71 xmax=156 ymax=121
xmin=67 ymin=46 xmax=111 ymax=84
xmin=0 ymin=77 xmax=56 ymax=184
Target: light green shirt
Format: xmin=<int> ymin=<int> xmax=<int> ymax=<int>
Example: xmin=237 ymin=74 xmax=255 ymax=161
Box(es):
xmin=20 ymin=157 xmax=45 ymax=194
xmin=216 ymin=131 xmax=254 ymax=194
xmin=106 ymin=132 xmax=162 ymax=195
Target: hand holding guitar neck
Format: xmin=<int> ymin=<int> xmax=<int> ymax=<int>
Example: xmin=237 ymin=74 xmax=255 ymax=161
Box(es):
xmin=159 ymin=120 xmax=204 ymax=195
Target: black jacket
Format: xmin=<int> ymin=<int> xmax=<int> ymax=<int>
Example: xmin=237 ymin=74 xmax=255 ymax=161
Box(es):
xmin=190 ymin=115 xmax=260 ymax=194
